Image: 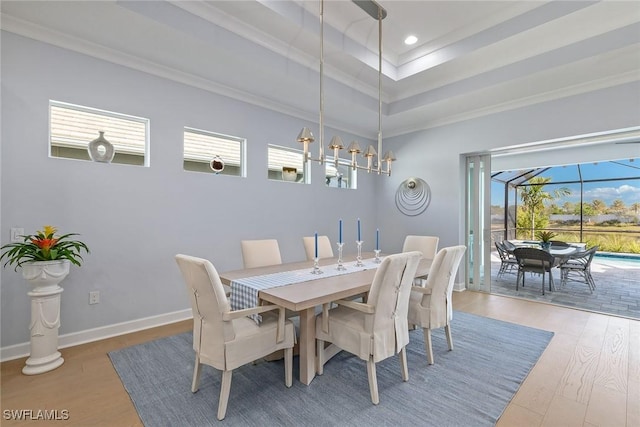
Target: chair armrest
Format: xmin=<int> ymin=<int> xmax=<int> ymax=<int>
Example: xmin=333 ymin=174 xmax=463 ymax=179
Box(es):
xmin=222 ymin=304 xmax=283 ymax=321
xmin=411 ymin=285 xmax=432 ymax=295
xmin=334 ymin=299 xmax=375 ymax=314
xmin=223 ymin=305 xmax=286 ymax=342
xmin=320 ymin=300 xmax=375 ymax=334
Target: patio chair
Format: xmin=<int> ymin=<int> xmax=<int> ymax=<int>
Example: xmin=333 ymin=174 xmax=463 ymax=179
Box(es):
xmin=502 ymin=240 xmax=517 ymax=252
xmin=559 ymin=246 xmax=598 ymax=293
xmin=513 ymin=247 xmax=556 ymax=295
xmin=550 ymin=240 xmax=570 ymax=249
xmin=495 ymin=241 xmax=518 ymax=278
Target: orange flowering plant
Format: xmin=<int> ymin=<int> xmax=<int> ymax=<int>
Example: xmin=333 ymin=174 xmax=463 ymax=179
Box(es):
xmin=0 ymin=225 xmax=90 ymax=271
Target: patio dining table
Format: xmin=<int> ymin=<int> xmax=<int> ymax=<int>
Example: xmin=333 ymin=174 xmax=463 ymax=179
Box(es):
xmin=507 ymin=242 xmax=580 ymax=292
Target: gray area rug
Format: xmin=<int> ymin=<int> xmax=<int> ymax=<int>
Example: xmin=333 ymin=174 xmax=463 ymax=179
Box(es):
xmin=109 ymin=311 xmax=553 ymax=426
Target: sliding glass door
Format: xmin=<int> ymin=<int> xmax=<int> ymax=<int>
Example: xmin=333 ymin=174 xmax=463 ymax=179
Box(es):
xmin=465 ymin=154 xmax=492 ymax=291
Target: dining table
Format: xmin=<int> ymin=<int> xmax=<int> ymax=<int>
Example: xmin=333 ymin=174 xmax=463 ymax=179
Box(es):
xmin=219 ymin=253 xmax=432 ymax=385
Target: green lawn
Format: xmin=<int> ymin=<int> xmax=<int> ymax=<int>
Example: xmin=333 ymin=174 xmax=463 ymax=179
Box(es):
xmin=515 ymin=224 xmax=640 ymax=253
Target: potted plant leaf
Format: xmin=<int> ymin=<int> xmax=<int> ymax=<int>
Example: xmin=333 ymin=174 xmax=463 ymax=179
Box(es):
xmin=535 ymin=230 xmax=557 ymax=251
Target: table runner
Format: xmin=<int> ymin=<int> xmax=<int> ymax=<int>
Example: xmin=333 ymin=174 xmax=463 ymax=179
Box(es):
xmin=230 ymin=258 xmax=381 ymax=322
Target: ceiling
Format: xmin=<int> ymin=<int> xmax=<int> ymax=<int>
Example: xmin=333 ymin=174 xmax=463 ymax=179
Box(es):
xmin=2 ymin=0 xmax=640 ymax=140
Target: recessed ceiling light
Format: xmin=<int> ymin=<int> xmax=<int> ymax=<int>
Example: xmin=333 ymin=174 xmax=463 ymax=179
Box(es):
xmin=404 ymin=35 xmax=418 ymax=45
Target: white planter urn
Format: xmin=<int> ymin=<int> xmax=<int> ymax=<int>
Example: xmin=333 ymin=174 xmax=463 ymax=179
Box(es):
xmin=21 ymin=260 xmax=70 ymax=375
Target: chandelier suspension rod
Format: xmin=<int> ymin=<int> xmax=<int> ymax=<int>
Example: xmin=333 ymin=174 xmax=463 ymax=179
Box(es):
xmin=377 ymin=5 xmax=382 ymax=173
xmin=296 ymin=0 xmax=394 ymax=178
xmin=319 ymin=0 xmax=325 ymax=164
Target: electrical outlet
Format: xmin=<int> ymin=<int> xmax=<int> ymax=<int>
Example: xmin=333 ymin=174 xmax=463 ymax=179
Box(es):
xmin=89 ymin=291 xmax=100 ymax=305
xmin=10 ymin=228 xmax=24 ymax=242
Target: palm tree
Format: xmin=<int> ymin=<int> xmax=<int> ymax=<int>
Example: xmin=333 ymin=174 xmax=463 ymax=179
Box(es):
xmin=592 ymin=199 xmax=606 ymax=214
xmin=519 ymin=177 xmax=571 ymax=239
xmin=562 ymin=201 xmax=574 ymax=214
xmin=610 ymin=199 xmax=626 ymax=215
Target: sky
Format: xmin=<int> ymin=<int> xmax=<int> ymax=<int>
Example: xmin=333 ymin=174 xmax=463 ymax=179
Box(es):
xmin=491 ymin=159 xmax=640 ymax=207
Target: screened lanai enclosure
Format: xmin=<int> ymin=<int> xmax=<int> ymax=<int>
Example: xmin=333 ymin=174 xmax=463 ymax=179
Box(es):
xmin=486 ymin=156 xmax=640 ymax=320
xmin=491 ymin=158 xmax=640 ymax=253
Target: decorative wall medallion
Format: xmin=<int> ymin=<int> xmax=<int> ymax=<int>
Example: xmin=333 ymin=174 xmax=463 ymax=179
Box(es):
xmin=87 ymin=131 xmax=115 ymax=163
xmin=395 ymin=177 xmax=431 ymax=216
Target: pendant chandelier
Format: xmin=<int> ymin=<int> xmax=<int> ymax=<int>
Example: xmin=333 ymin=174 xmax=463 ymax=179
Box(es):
xmin=296 ymin=0 xmax=395 ymax=176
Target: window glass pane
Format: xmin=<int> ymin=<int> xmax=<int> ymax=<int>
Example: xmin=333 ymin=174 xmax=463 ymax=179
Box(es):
xmin=183 ymin=128 xmax=245 ymax=177
xmin=50 ymin=101 xmax=148 ymax=166
xmin=267 ymin=145 xmax=306 ymax=183
xmin=325 ymin=157 xmax=357 ymax=189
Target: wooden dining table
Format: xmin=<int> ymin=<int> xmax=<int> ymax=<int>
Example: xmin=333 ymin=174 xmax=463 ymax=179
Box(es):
xmin=219 ymin=253 xmax=432 ymax=385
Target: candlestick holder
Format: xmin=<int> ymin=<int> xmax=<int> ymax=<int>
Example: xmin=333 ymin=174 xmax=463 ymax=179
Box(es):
xmin=311 ymin=257 xmax=323 ymax=274
xmin=374 ymin=249 xmax=381 ymax=263
xmin=336 ymin=242 xmax=346 ymax=271
xmin=355 ymin=241 xmax=364 ymax=267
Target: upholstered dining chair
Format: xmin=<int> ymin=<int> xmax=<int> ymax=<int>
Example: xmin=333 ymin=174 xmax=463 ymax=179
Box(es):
xmin=559 ymin=245 xmax=598 ymax=293
xmin=407 ymin=245 xmax=466 ymax=365
xmin=241 ymin=239 xmax=298 ymax=359
xmin=402 ymin=235 xmax=439 ymax=282
xmin=302 ymin=235 xmax=334 ymax=260
xmin=175 ymin=254 xmax=295 ymax=420
xmin=513 ymin=247 xmax=556 ymax=295
xmin=315 ymin=251 xmax=421 ymax=405
xmin=241 ymin=239 xmax=283 ymax=269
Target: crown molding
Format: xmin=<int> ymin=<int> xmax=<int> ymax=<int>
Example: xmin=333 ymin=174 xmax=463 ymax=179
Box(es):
xmin=1 ymin=16 xmax=322 ymax=125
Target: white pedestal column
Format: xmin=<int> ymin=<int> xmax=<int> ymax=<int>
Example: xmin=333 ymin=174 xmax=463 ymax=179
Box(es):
xmin=23 ymin=286 xmax=65 ymax=375
xmin=21 ymin=260 xmax=69 ymax=375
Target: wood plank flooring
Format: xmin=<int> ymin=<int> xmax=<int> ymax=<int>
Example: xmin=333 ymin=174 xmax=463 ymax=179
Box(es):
xmin=2 ymin=291 xmax=638 ymax=426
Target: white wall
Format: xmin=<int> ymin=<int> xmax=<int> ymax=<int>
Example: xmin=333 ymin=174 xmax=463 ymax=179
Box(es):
xmin=0 ymin=33 xmax=379 ymax=349
xmin=376 ymin=81 xmax=640 ymax=254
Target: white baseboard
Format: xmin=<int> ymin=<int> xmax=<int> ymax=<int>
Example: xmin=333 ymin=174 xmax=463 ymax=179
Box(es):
xmin=1 ymin=308 xmax=193 ymax=362
xmin=453 ymin=281 xmax=466 ymax=292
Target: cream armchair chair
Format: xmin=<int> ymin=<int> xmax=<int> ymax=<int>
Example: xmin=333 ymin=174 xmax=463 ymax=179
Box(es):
xmin=175 ymin=254 xmax=295 ymax=420
xmin=407 ymin=245 xmax=466 ymax=365
xmin=240 ymin=239 xmax=283 ymax=268
xmin=302 ymin=235 xmax=334 ymax=260
xmin=315 ymin=251 xmax=421 ymax=405
xmin=402 ymin=235 xmax=439 ymax=281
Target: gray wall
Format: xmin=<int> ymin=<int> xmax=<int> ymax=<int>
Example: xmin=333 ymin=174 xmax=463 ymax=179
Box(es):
xmin=0 ymin=33 xmax=379 ymax=347
xmin=2 ymin=31 xmax=639 ymax=350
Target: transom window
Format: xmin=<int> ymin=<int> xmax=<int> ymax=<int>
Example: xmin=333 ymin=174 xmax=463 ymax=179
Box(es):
xmin=49 ymin=100 xmax=149 ymax=166
xmin=268 ymin=144 xmax=308 ymax=183
xmin=325 ymin=157 xmax=357 ymax=189
xmin=183 ymin=127 xmax=245 ymax=177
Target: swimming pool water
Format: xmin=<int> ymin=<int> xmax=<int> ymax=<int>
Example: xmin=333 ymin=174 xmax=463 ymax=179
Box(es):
xmin=594 ymin=252 xmax=640 ymax=267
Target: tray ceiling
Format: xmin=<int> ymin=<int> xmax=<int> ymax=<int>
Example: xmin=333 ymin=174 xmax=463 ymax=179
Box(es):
xmin=2 ymin=0 xmax=639 ymax=139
